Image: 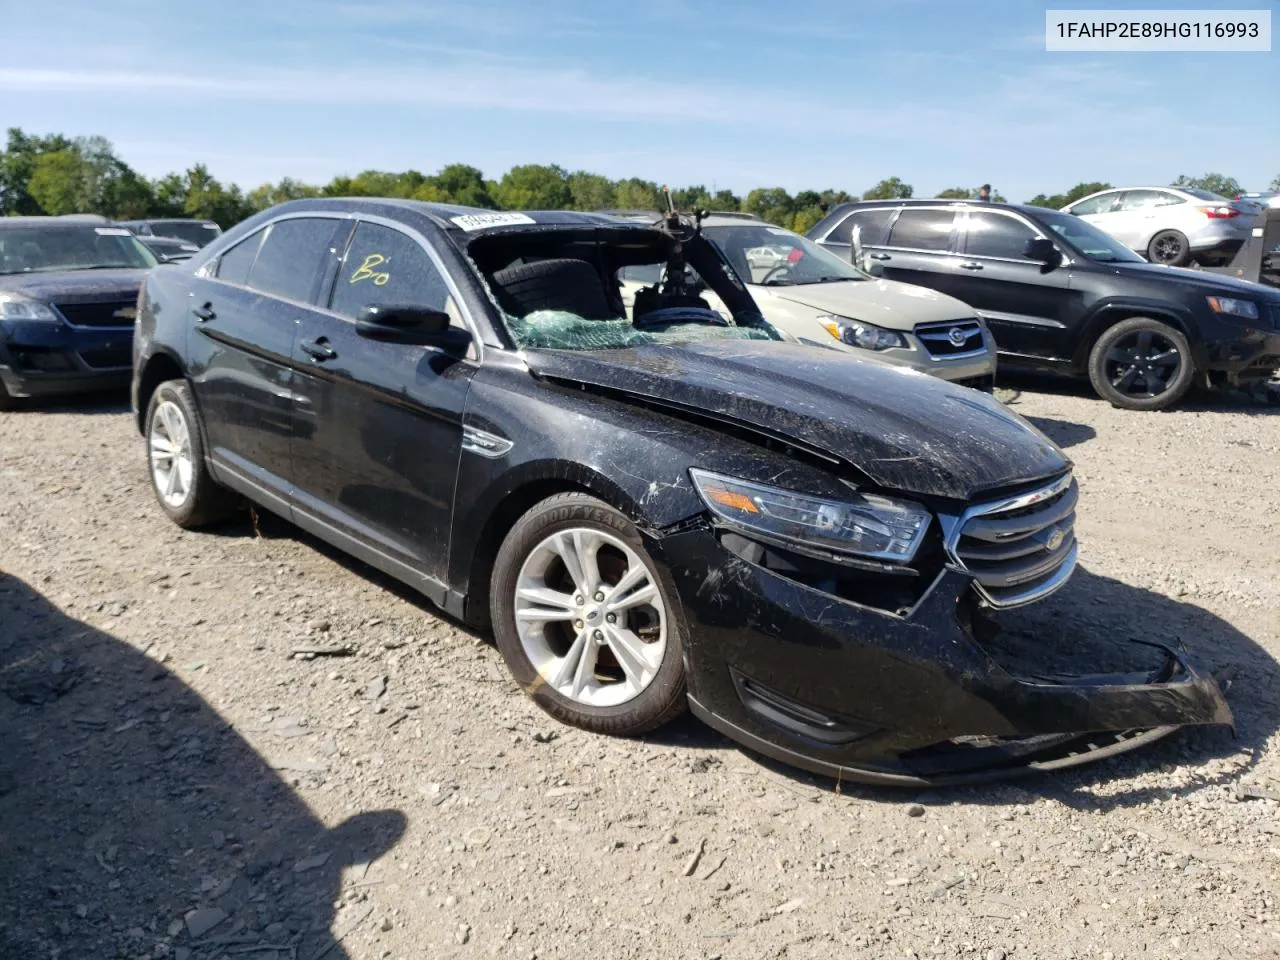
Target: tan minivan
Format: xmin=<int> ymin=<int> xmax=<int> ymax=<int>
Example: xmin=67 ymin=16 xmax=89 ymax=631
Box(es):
xmin=616 ymin=214 xmax=997 ymax=389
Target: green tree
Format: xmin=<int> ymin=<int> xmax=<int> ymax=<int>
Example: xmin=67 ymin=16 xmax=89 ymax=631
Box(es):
xmin=1270 ymin=173 xmax=1280 ymax=192
xmin=743 ymin=187 xmax=794 ymax=226
xmin=429 ymin=164 xmax=495 ymax=208
xmin=790 ymin=206 xmax=825 ymax=235
xmin=819 ymin=189 xmax=853 ymax=209
xmin=246 ymin=177 xmax=320 ymax=212
xmin=1172 ymin=172 xmax=1242 ymax=198
xmin=861 ymin=177 xmax=913 ymax=201
xmin=0 ymin=128 xmax=73 ymax=215
xmin=492 ymin=164 xmax=572 ymax=210
xmin=613 ymin=178 xmax=662 ymax=211
xmin=150 ymin=172 xmax=188 ymax=217
xmin=669 ymin=185 xmax=714 ymax=212
xmin=936 ymin=186 xmax=974 ymax=199
xmin=566 ymin=171 xmax=616 ymax=211
xmin=1026 ymin=181 xmax=1111 ymax=209
xmin=710 ymin=189 xmax=740 ymax=211
xmin=180 ymin=165 xmax=253 ymax=227
xmin=26 ymin=149 xmax=92 ymax=215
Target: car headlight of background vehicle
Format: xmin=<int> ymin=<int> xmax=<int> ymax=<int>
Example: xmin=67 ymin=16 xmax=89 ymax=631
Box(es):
xmin=1206 ymin=296 xmax=1258 ymax=321
xmin=818 ymin=315 xmax=907 ymax=351
xmin=690 ymin=468 xmax=931 ymax=562
xmin=0 ymin=293 xmax=59 ymax=322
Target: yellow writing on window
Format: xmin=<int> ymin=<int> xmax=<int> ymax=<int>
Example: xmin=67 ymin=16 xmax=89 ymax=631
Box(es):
xmin=350 ymin=253 xmax=390 ymax=286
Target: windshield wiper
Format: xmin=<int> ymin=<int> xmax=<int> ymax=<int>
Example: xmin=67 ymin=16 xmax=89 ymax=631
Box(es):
xmin=759 ymin=279 xmax=797 ymax=286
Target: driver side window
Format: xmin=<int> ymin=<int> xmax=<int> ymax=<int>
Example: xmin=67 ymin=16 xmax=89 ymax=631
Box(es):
xmin=329 ymin=222 xmax=455 ymax=322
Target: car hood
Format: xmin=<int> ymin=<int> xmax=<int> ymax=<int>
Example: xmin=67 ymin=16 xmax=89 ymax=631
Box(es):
xmin=1107 ymin=260 xmax=1280 ymax=299
xmin=524 ymin=339 xmax=1068 ymax=501
xmin=0 ymin=268 xmax=150 ymax=302
xmin=761 ymin=278 xmax=976 ymax=329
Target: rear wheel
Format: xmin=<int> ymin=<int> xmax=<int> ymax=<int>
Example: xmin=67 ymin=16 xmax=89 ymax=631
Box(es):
xmin=145 ymin=379 xmax=240 ymax=527
xmin=1147 ymin=230 xmax=1191 ymax=266
xmin=490 ymin=492 xmax=687 ymax=736
xmin=1087 ymin=317 xmax=1195 ymax=411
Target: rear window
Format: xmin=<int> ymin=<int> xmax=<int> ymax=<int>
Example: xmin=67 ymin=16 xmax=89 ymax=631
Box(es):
xmin=153 ymin=221 xmax=222 ymax=246
xmin=885 ymin=209 xmax=955 ymax=251
xmin=247 ymin=218 xmax=340 ymax=303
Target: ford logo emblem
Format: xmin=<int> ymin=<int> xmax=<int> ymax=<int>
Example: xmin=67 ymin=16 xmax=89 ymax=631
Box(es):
xmin=948 ymin=327 xmax=969 ymax=347
xmin=1046 ymin=527 xmax=1066 ymax=551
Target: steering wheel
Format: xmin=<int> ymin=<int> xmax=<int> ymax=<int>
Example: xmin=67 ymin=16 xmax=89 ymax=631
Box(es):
xmin=760 ymin=264 xmax=794 ymax=285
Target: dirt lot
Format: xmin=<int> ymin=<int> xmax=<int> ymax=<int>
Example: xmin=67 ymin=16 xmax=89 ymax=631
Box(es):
xmin=2 ymin=378 xmax=1279 ymax=960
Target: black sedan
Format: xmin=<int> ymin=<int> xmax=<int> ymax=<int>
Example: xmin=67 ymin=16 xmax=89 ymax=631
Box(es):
xmin=131 ymin=199 xmax=1231 ymax=784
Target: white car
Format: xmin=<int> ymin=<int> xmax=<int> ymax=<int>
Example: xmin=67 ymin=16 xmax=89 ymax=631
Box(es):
xmin=615 ymin=216 xmax=997 ymax=388
xmin=744 ymin=245 xmax=792 ymax=269
xmin=1061 ymin=186 xmax=1255 ymax=266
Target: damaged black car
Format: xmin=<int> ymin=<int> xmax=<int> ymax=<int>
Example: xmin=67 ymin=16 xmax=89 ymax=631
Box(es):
xmin=131 ymin=198 xmax=1232 ymax=785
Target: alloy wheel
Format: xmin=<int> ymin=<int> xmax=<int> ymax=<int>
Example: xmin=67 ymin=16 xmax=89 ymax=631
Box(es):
xmin=1103 ymin=330 xmax=1183 ymax=398
xmin=149 ymin=399 xmax=195 ymax=508
xmin=1150 ymin=233 xmax=1185 ymax=264
xmin=513 ymin=527 xmax=667 ymax=707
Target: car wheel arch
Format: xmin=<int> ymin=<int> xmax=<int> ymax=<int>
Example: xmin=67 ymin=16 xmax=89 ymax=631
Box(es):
xmin=453 ymin=465 xmax=667 ymax=630
xmin=1073 ymin=303 xmax=1195 ymax=370
xmin=135 ymin=350 xmax=188 ymax=434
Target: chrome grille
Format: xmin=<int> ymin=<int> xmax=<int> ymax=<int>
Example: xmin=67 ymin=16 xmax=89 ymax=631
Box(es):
xmin=54 ymin=300 xmax=137 ymax=328
xmin=945 ymin=473 xmax=1079 ymax=608
xmin=915 ymin=319 xmax=985 ymax=359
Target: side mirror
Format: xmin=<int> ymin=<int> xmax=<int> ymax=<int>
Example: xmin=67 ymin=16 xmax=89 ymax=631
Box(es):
xmin=356 ymin=303 xmax=459 ymax=345
xmin=1024 ymin=237 xmax=1061 ymax=264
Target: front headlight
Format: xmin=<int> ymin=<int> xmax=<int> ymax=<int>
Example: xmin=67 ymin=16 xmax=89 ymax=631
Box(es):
xmin=690 ymin=468 xmax=931 ymax=562
xmin=0 ymin=292 xmax=60 ymax=322
xmin=818 ymin=315 xmax=907 ymax=352
xmin=1206 ymin=296 xmax=1259 ymax=320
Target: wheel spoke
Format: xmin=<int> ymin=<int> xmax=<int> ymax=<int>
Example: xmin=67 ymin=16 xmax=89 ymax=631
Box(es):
xmin=164 ymin=458 xmax=180 ymax=498
xmin=1106 ymin=346 xmax=1134 ymax=364
xmin=150 ymin=436 xmax=175 ymax=457
xmin=515 ymin=585 xmax=578 ymax=621
xmin=604 ymin=625 xmax=654 ymax=695
xmin=1149 ymin=349 xmax=1179 ymax=366
xmin=551 ymin=531 xmax=601 ymax=597
xmin=608 ymin=581 xmax=658 ymax=613
xmin=1112 ymin=367 xmax=1139 ymax=390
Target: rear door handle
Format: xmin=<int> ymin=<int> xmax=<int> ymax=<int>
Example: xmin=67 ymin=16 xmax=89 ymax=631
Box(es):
xmin=300 ymin=337 xmax=336 ymax=361
xmin=959 ymin=262 xmax=984 ymax=271
xmin=868 ymin=253 xmax=891 ymax=261
xmin=193 ymin=303 xmax=216 ymax=321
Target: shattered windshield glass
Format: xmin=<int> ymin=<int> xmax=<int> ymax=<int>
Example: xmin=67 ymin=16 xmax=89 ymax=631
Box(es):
xmin=506 ymin=310 xmax=778 ymax=351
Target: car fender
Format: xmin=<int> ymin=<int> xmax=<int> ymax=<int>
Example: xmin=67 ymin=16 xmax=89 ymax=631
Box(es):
xmin=1073 ymin=297 xmax=1199 ymax=368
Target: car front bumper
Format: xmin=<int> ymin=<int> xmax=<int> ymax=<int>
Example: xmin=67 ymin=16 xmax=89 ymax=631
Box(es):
xmin=653 ymin=528 xmax=1232 ymax=786
xmin=0 ymin=319 xmax=133 ymax=399
xmin=1198 ymin=324 xmax=1280 ymax=383
xmin=827 ymin=328 xmax=998 ymax=386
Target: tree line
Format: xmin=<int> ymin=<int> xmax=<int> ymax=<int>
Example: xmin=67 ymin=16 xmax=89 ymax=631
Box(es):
xmin=2 ymin=128 xmax=1274 ymax=234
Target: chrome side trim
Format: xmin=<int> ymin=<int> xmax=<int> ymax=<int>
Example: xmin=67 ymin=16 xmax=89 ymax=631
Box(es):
xmin=461 ymin=426 xmax=513 ymax=458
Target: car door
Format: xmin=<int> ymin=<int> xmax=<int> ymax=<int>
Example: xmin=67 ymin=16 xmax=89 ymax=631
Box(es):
xmin=289 ymin=218 xmax=477 ymax=582
xmin=187 ymin=216 xmax=342 ymax=501
xmin=950 ymin=209 xmax=1077 ymax=360
xmin=873 ymin=207 xmax=964 ymax=297
xmin=1102 ymin=190 xmax=1173 ymax=250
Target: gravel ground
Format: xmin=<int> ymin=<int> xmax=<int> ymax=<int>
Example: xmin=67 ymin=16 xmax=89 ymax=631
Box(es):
xmin=1 ymin=378 xmax=1279 ymax=960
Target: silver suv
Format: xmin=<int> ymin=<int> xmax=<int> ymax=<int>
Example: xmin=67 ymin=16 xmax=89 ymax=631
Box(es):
xmin=1061 ymin=187 xmax=1255 ymax=266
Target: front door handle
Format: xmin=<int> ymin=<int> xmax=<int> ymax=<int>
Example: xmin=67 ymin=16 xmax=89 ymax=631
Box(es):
xmin=300 ymin=337 xmax=337 ymax=361
xmin=193 ymin=303 xmax=216 ymax=322
xmin=958 ymin=262 xmax=984 ymax=271
xmin=868 ymin=253 xmax=891 ymax=261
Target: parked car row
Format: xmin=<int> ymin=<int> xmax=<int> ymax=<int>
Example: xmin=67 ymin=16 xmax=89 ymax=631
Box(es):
xmin=115 ymin=197 xmax=1234 ymax=785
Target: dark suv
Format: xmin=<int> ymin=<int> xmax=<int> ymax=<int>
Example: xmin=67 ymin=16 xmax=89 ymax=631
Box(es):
xmin=808 ymin=200 xmax=1280 ymax=410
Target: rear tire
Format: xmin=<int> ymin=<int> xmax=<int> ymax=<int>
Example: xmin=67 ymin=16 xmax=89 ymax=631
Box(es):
xmin=1088 ymin=317 xmax=1195 ymax=411
xmin=1147 ymin=230 xmax=1191 ymax=266
xmin=145 ymin=379 xmax=240 ymax=528
xmin=490 ymin=492 xmax=687 ymax=737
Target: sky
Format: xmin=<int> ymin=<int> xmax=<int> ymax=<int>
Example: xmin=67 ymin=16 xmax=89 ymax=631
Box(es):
xmin=0 ymin=0 xmax=1275 ymax=203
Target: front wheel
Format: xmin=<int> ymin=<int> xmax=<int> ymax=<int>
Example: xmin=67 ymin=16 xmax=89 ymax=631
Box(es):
xmin=1087 ymin=317 xmax=1195 ymax=411
xmin=490 ymin=492 xmax=687 ymax=736
xmin=145 ymin=379 xmax=240 ymax=527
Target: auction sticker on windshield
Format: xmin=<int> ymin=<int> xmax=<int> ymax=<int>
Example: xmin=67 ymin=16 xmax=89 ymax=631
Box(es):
xmin=94 ymin=227 xmax=133 ymax=236
xmin=451 ymin=213 xmax=538 ymax=231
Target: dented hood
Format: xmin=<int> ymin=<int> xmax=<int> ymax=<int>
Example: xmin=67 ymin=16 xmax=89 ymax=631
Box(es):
xmin=524 ymin=340 xmax=1069 ymax=501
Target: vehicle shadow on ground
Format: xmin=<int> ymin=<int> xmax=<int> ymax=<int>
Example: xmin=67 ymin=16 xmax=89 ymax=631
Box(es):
xmin=200 ymin=512 xmax=1277 ymax=809
xmin=1000 ymin=369 xmax=1280 ymax=415
xmin=3 ymin=389 xmax=132 ymax=416
xmin=0 ymin=573 xmax=406 ymax=959
xmin=1020 ymin=415 xmax=1096 ymax=449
